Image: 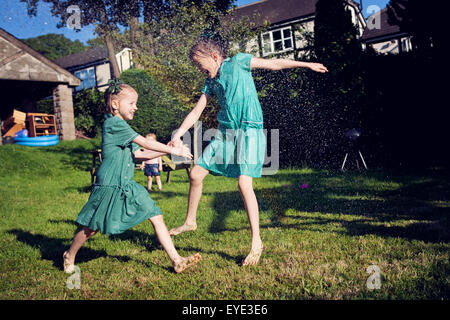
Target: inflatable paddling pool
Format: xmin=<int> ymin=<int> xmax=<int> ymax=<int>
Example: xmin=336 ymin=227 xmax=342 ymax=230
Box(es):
xmin=14 ymin=135 xmax=59 ymax=147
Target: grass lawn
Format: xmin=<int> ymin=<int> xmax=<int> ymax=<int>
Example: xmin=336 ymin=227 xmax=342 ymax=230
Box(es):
xmin=0 ymin=139 xmax=448 ymax=300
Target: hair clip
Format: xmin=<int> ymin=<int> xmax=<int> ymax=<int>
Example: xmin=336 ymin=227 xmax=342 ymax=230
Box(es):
xmin=107 ymin=78 xmax=123 ymax=94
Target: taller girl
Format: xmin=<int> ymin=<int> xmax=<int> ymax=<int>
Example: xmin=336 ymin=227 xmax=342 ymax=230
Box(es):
xmin=169 ymin=37 xmax=328 ymax=266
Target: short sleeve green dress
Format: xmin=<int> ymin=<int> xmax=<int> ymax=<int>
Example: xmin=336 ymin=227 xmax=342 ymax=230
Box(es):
xmin=197 ymin=52 xmax=266 ymax=178
xmin=76 ymin=114 xmax=162 ymax=235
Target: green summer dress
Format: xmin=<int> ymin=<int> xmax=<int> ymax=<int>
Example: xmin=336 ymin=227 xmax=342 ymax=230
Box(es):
xmin=76 ymin=114 xmax=162 ymax=235
xmin=197 ymin=52 xmax=266 ymax=178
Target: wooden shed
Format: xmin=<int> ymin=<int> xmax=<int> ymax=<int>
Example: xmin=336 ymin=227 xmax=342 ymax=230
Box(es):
xmin=0 ymin=28 xmax=81 ymax=142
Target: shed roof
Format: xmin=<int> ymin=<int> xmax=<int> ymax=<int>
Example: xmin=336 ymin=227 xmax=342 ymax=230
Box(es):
xmin=0 ymin=28 xmax=80 ymax=86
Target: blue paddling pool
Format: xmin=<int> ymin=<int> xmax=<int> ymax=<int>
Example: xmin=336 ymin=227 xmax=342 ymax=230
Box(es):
xmin=14 ymin=135 xmax=59 ymax=147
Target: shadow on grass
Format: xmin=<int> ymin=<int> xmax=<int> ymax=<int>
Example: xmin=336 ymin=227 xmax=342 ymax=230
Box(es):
xmin=42 ymin=140 xmax=100 ymax=171
xmin=176 ymin=245 xmax=245 ymax=265
xmin=207 ymin=168 xmax=449 ymax=243
xmin=46 ymin=219 xmax=198 ymax=271
xmin=108 ymin=225 xmax=244 ymax=266
xmin=7 ymin=228 xmax=130 ymax=270
xmin=48 ymin=219 xmax=162 ymax=252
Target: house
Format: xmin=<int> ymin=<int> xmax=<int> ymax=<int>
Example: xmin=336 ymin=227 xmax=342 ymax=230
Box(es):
xmin=232 ymin=0 xmax=411 ymax=57
xmin=232 ymin=0 xmax=366 ymax=58
xmin=0 ymin=27 xmax=80 ymax=141
xmin=361 ymin=7 xmax=412 ymax=55
xmin=54 ymin=46 xmax=133 ymax=92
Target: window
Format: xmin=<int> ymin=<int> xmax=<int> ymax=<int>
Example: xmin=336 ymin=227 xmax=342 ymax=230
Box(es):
xmin=74 ymin=67 xmax=96 ymax=92
xmin=262 ymin=27 xmax=294 ymax=56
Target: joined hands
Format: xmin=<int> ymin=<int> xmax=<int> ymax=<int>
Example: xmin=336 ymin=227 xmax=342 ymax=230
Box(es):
xmin=168 ymin=138 xmax=192 ymax=159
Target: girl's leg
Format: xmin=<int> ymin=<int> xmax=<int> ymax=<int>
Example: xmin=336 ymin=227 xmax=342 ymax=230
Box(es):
xmin=155 ymin=175 xmax=162 ymax=191
xmin=169 ymin=165 xmax=209 ymax=236
xmin=149 ymin=214 xmax=201 ymax=273
xmin=147 ymin=176 xmax=153 ymax=192
xmin=63 ymin=227 xmax=98 ymax=271
xmin=238 ymin=175 xmax=263 ymax=266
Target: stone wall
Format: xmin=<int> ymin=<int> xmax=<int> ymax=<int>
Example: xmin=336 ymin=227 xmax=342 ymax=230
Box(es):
xmin=53 ymin=84 xmax=76 ymax=140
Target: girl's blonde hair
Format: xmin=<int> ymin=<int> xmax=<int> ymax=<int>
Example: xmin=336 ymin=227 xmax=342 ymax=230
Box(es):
xmin=189 ymin=36 xmax=228 ymax=62
xmin=104 ymin=84 xmax=137 ymax=114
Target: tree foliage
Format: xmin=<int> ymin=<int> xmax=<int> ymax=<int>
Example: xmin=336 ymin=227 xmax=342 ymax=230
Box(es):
xmin=22 ymin=33 xmax=86 ymax=60
xmin=387 ymin=0 xmax=444 ymax=55
xmin=312 ymin=0 xmax=366 ymax=159
xmin=20 ymin=0 xmax=124 ymax=77
xmin=120 ymin=68 xmax=184 ymax=142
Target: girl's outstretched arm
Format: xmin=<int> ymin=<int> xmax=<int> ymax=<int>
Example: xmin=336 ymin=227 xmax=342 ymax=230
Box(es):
xmin=134 ymin=148 xmax=165 ymax=162
xmin=170 ymin=93 xmax=209 ymax=145
xmin=133 ymin=135 xmax=193 ymax=160
xmin=250 ymin=57 xmax=328 ymax=73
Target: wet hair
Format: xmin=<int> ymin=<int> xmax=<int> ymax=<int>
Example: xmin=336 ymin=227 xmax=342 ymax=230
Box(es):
xmin=189 ymin=34 xmax=228 ymax=61
xmin=103 ymin=84 xmax=137 ymax=114
xmin=146 ymin=133 xmax=156 ymax=140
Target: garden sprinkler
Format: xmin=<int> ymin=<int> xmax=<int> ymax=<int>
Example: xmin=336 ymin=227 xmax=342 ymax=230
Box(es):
xmin=341 ymin=128 xmax=368 ymax=171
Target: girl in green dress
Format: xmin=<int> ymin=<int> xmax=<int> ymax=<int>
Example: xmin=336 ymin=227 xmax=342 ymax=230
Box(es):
xmin=63 ymin=81 xmax=200 ymax=274
xmin=168 ymin=37 xmax=328 ymax=266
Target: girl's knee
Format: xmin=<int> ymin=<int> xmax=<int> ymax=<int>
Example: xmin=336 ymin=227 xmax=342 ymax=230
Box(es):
xmin=149 ymin=214 xmax=164 ymax=225
xmin=190 ymin=166 xmax=207 ymax=185
xmin=83 ymin=227 xmax=98 ymax=237
xmin=238 ymin=175 xmax=253 ymax=191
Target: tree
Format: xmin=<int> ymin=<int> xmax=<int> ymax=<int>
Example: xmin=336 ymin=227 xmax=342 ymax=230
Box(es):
xmin=114 ymin=0 xmax=259 ymax=129
xmin=311 ymin=0 xmax=366 ymax=165
xmin=22 ymin=33 xmax=86 ymax=60
xmin=314 ymin=0 xmax=362 ymax=80
xmin=21 ymin=0 xmax=126 ymax=78
xmin=387 ymin=0 xmax=444 ymax=56
xmin=125 ymin=0 xmax=235 ymax=56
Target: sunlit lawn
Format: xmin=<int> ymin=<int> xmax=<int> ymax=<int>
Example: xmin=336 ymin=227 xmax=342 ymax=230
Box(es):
xmin=0 ymin=139 xmax=448 ymax=299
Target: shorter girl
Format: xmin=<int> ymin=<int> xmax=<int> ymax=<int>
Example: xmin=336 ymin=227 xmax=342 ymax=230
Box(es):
xmin=63 ymin=80 xmax=200 ymax=274
xmin=143 ymin=133 xmax=163 ymax=192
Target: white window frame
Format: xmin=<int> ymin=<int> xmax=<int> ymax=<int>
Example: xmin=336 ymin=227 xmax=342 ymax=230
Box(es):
xmin=74 ymin=66 xmax=96 ymax=92
xmin=261 ymin=26 xmax=294 ymax=56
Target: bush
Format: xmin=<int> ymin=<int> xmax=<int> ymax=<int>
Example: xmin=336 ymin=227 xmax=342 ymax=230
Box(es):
xmin=72 ymin=88 xmax=105 ymax=138
xmin=120 ymin=68 xmax=184 ymax=142
xmin=255 ymin=67 xmax=346 ymax=168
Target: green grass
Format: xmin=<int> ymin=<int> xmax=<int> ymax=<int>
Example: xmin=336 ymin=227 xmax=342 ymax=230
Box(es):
xmin=0 ymin=139 xmax=449 ymax=299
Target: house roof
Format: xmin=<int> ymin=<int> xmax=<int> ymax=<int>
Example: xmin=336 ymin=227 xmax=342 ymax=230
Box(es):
xmin=54 ymin=46 xmax=108 ymax=70
xmin=232 ymin=0 xmax=318 ymax=27
xmin=232 ymin=0 xmax=362 ymax=28
xmin=0 ymin=28 xmax=80 ymax=86
xmin=361 ymin=7 xmax=404 ymax=42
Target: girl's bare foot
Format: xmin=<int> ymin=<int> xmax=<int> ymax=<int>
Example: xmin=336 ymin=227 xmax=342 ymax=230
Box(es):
xmin=173 ymin=253 xmax=201 ymax=273
xmin=242 ymin=243 xmax=264 ymax=266
xmin=63 ymin=251 xmax=75 ymax=273
xmin=168 ymin=223 xmax=197 ymax=236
